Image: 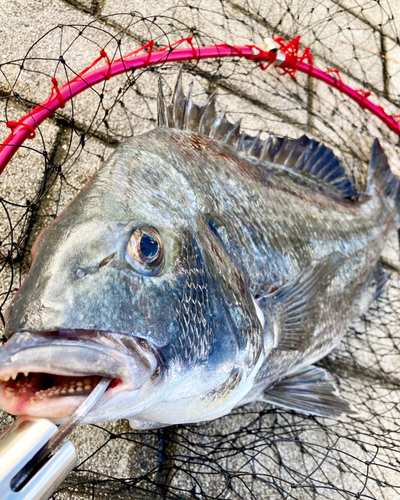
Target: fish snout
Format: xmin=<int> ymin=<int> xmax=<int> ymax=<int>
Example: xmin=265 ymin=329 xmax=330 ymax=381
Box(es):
xmin=0 ymin=331 xmax=159 ymax=419
xmin=4 ymin=299 xmax=65 ymax=339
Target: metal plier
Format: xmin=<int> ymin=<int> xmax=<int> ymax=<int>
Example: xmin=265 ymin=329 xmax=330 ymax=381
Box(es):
xmin=0 ymin=378 xmax=110 ymax=499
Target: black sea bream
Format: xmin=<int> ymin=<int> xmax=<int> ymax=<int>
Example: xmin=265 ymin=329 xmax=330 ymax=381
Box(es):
xmin=0 ymin=72 xmax=398 ymax=427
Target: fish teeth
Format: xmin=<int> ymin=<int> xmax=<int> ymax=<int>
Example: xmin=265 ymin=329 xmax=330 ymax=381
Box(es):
xmin=0 ymin=372 xmax=31 ymax=381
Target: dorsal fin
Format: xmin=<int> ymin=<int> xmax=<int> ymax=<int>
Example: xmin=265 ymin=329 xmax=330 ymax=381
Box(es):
xmin=270 ymin=135 xmax=358 ymax=199
xmin=157 ymin=73 xmax=358 ymax=200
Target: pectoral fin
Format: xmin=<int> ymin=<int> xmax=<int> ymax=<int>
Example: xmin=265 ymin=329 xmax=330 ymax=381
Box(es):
xmin=372 ymin=264 xmax=390 ymax=302
xmin=358 ymin=263 xmax=390 ymax=314
xmin=262 ymin=366 xmax=354 ymax=419
xmin=259 ymin=253 xmax=345 ymax=351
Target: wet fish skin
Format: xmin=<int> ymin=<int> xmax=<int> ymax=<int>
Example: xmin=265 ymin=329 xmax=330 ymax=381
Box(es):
xmin=114 ymin=129 xmax=396 ymax=420
xmin=2 ymin=129 xmax=265 ymax=423
xmin=1 ymin=81 xmax=399 ymax=425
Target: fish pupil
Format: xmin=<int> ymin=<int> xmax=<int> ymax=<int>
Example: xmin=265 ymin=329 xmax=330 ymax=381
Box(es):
xmin=140 ymin=234 xmax=158 ymax=259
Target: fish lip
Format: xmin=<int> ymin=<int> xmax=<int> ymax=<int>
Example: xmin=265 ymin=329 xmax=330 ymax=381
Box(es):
xmin=0 ymin=330 xmax=160 ymax=419
xmin=0 ymin=331 xmax=131 ymax=380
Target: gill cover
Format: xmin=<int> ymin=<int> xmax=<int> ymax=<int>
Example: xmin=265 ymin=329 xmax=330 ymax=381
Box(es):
xmin=5 ymin=188 xmax=264 ymax=391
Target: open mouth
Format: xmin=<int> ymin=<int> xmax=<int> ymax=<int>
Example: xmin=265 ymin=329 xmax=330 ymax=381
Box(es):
xmin=0 ymin=372 xmax=121 ymax=415
xmin=0 ymin=330 xmax=159 ymax=419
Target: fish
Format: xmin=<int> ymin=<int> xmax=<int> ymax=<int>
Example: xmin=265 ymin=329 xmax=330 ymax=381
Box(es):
xmin=0 ymin=69 xmax=398 ymax=428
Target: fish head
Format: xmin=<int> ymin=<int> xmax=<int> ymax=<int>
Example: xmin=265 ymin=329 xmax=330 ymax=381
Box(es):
xmin=0 ymin=135 xmax=265 ymax=425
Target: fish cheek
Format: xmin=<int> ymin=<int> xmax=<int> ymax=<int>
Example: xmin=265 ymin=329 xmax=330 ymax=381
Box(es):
xmin=165 ymin=218 xmax=264 ymax=381
xmin=151 ymin=222 xmax=265 ymax=416
xmin=166 ymin=231 xmax=216 ymax=371
xmin=196 ymin=216 xmax=264 ymax=371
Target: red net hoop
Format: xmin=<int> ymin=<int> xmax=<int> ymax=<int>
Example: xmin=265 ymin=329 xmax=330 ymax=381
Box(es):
xmin=1 ymin=34 xmax=399 ymax=175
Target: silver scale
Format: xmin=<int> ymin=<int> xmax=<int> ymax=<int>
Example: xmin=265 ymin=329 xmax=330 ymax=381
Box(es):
xmin=0 ymin=378 xmax=110 ymax=499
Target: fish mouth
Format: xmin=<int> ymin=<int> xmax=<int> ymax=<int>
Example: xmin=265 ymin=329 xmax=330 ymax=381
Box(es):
xmin=0 ymin=330 xmax=159 ymax=420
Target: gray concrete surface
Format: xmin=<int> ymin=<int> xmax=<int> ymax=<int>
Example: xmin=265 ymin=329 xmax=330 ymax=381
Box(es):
xmin=0 ymin=0 xmax=400 ymax=498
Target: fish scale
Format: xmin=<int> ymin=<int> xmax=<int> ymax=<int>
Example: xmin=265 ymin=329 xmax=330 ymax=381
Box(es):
xmin=0 ymin=72 xmax=398 ymax=425
xmin=147 ymin=127 xmax=393 ymax=402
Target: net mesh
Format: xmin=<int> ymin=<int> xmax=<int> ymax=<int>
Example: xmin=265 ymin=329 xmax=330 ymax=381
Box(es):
xmin=1 ymin=2 xmax=400 ymax=499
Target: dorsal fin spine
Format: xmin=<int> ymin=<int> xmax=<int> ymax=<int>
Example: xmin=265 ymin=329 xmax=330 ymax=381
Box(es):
xmin=247 ymin=132 xmax=261 ymax=156
xmin=315 ymin=150 xmax=334 ymax=172
xmin=221 ymin=118 xmax=241 ymax=145
xmin=183 ymin=82 xmax=194 ymax=131
xmin=209 ymin=109 xmax=226 ymax=139
xmin=198 ymin=91 xmax=217 ymax=135
xmin=157 ymin=78 xmax=168 ymax=127
xmin=238 ymin=133 xmax=247 ymax=153
xmin=260 ymin=137 xmax=275 ymax=162
xmin=157 ymin=72 xmax=358 ymax=201
xmin=172 ymin=68 xmax=185 ymax=129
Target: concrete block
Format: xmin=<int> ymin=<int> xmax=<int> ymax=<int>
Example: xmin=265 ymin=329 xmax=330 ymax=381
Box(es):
xmin=0 ymin=99 xmax=59 ymax=312
xmin=56 ymin=419 xmax=160 ymax=498
xmin=337 ymin=0 xmax=400 ymax=39
xmin=0 ymin=2 xmax=400 ymax=500
xmin=384 ymin=37 xmax=400 ymax=104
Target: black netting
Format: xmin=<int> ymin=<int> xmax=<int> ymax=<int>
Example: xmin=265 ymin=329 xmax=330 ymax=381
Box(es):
xmin=0 ymin=3 xmax=400 ymax=499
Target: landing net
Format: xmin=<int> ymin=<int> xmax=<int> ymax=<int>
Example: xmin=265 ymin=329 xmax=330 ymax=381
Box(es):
xmin=0 ymin=3 xmax=400 ymax=499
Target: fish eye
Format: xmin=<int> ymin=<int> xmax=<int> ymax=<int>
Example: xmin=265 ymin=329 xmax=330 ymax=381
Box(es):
xmin=126 ymin=225 xmax=164 ymax=276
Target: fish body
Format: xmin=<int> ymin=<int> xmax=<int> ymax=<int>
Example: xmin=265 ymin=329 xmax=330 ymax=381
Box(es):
xmin=0 ymin=75 xmax=398 ymax=427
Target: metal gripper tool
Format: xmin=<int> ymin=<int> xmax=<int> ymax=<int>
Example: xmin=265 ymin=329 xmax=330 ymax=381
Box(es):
xmin=0 ymin=378 xmax=110 ymax=499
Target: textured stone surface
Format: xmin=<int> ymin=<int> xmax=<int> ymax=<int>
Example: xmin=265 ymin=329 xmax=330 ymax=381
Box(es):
xmin=0 ymin=1 xmax=400 ymax=499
